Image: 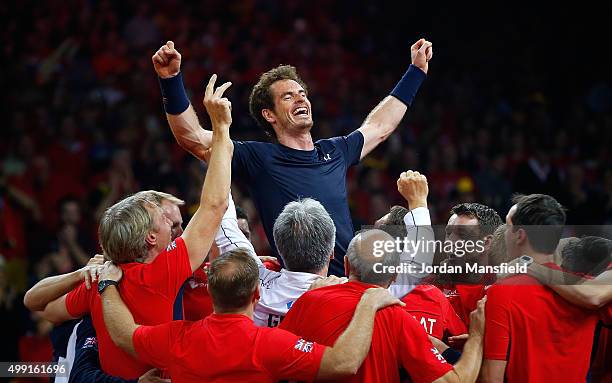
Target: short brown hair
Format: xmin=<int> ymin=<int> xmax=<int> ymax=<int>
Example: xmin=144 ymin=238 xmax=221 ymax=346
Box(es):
xmin=207 ymin=248 xmax=259 ymax=312
xmin=249 ymin=65 xmax=308 ymax=139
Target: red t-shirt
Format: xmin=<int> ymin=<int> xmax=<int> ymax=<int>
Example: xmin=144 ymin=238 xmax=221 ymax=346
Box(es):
xmin=402 ymin=284 xmax=467 ymax=340
xmin=65 ymin=237 xmax=192 ymax=379
xmin=437 ymin=274 xmax=494 ymax=327
xmin=133 ymin=313 xmax=325 ymax=382
xmin=279 ymin=281 xmax=453 ymax=383
xmin=484 ymin=264 xmax=599 ymax=383
xmin=183 ymin=267 xmax=214 ymax=321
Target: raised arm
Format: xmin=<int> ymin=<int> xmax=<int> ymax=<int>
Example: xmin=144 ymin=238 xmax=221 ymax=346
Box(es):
xmin=389 ymin=171 xmax=434 ymax=298
xmin=24 ymin=254 xmax=104 ymax=312
xmin=181 ymin=75 xmax=234 ymax=272
xmin=316 ymin=288 xmax=405 ymax=379
xmin=357 ymin=39 xmax=432 ymax=159
xmin=152 ymin=41 xmax=212 ymax=160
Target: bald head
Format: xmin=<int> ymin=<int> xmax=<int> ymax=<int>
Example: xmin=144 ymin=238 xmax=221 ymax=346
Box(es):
xmin=346 ymin=229 xmax=401 ymax=287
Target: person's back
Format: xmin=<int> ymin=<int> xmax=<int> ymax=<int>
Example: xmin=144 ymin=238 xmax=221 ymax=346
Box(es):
xmin=280 ymin=281 xmax=452 ymax=383
xmin=143 ymin=313 xmax=322 ymax=383
xmin=485 ymin=269 xmax=599 ymax=383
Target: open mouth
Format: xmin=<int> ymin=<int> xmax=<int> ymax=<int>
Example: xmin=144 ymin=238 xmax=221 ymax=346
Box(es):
xmin=293 ymin=107 xmax=309 ymax=116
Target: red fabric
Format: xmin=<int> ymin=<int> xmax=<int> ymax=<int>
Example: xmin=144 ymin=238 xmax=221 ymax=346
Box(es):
xmin=133 ymin=314 xmax=325 ymax=383
xmin=183 ymin=266 xmax=214 ymax=322
xmin=591 ymin=306 xmax=612 ymax=383
xmin=401 ymin=284 xmax=467 ymax=340
xmin=65 ymin=238 xmax=192 ymax=379
xmin=437 ymin=283 xmax=487 ymax=327
xmin=484 ymin=263 xmax=599 ymax=383
xmin=279 ymin=281 xmax=453 ymax=383
xmin=18 ymin=335 xmax=53 ymax=362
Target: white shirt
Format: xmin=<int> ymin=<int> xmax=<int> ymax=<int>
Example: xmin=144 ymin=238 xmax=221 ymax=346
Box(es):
xmin=388 ymin=206 xmax=434 ymax=299
xmin=215 ymin=192 xmax=322 ymax=327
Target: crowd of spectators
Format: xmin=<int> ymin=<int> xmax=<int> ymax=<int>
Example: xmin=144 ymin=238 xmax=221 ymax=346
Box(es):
xmin=1 ymin=0 xmax=611 ymax=363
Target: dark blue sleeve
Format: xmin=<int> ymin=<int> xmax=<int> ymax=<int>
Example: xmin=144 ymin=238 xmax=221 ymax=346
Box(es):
xmin=68 ymin=316 xmax=137 ymax=383
xmin=231 ymin=140 xmax=258 ymax=179
xmin=327 ymin=130 xmax=364 ymax=167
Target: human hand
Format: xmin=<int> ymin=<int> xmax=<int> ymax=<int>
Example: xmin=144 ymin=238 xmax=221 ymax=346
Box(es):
xmin=397 ymin=170 xmax=428 ymax=209
xmin=203 ymin=74 xmax=232 ymax=133
xmin=152 ymin=41 xmax=182 ymax=79
xmin=410 ymin=38 xmax=433 ymax=74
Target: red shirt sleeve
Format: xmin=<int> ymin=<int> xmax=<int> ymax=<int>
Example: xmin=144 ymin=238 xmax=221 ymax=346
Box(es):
xmin=442 ymin=298 xmax=468 ymax=337
xmin=484 ymin=285 xmax=511 ymax=360
xmin=398 ymin=312 xmax=453 ymax=383
xmin=257 ymin=328 xmax=325 ymax=381
xmin=133 ymin=321 xmax=184 ymax=368
xmin=65 ymin=282 xmax=92 ymax=317
xmin=142 ymin=237 xmax=192 ymax=298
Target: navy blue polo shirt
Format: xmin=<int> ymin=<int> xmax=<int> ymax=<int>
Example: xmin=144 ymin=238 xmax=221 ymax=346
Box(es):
xmin=232 ymin=130 xmax=364 ymax=276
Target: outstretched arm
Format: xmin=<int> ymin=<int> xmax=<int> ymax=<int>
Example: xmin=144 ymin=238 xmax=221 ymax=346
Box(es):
xmin=181 ymin=74 xmax=234 ymax=272
xmin=152 ymin=41 xmax=212 ymax=161
xmin=389 ymin=171 xmax=434 ymax=298
xmin=528 ymin=264 xmax=612 ymax=309
xmin=24 ymin=254 xmax=105 ymax=312
xmin=357 ymin=39 xmax=432 ymax=159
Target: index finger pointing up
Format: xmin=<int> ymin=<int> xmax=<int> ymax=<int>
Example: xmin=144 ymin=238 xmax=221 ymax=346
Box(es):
xmin=205 ymin=74 xmax=217 ymax=99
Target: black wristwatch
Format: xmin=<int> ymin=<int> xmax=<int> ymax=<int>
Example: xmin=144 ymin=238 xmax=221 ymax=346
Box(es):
xmin=97 ymin=280 xmax=119 ymax=295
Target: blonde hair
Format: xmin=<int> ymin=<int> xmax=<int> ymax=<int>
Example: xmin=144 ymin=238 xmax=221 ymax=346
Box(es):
xmin=99 ymin=194 xmax=156 ymax=264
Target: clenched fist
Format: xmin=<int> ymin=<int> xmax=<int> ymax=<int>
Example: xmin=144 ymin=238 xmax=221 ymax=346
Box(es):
xmin=203 ymin=74 xmax=232 ymax=132
xmin=397 ymin=170 xmax=428 ymax=209
xmin=152 ymin=41 xmax=181 ymax=79
xmin=410 ymin=38 xmax=433 ymax=74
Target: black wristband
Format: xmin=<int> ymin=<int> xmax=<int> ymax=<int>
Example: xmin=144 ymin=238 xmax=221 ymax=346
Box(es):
xmin=441 ymin=347 xmax=462 ymax=364
xmin=390 ymin=64 xmax=426 ymax=106
xmin=158 ymin=72 xmax=190 ymax=115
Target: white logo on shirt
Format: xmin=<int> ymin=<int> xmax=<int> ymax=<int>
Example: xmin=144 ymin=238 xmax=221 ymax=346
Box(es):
xmin=431 ymin=347 xmax=447 ymax=363
xmin=294 ymin=339 xmax=314 ymax=353
xmin=166 ymin=241 xmax=177 ymax=251
xmin=322 ymin=153 xmax=331 ymax=161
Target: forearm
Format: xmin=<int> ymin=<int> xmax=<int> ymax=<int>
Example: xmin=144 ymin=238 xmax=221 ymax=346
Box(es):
xmin=215 ymin=191 xmax=258 ymax=259
xmin=200 ymin=131 xmax=232 ymax=211
xmin=167 ymin=105 xmax=213 ymax=161
xmin=358 ymin=96 xmax=407 ymax=158
xmin=318 ymin=300 xmax=377 ymax=378
xmin=451 ymin=333 xmax=483 ymax=383
xmin=100 ymin=286 xmax=138 ymax=356
xmin=549 ymin=284 xmax=612 ymax=309
xmin=24 ymin=271 xmax=82 ymax=311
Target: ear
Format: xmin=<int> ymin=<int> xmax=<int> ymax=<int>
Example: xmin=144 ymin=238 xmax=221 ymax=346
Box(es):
xmin=482 ymin=234 xmax=493 ymax=252
xmin=516 ymin=228 xmax=527 ymax=246
xmin=145 ymin=231 xmax=157 ymax=247
xmin=390 ymin=272 xmax=398 ymax=284
xmin=344 ymin=256 xmax=350 ymax=277
xmin=262 ymin=109 xmax=276 ymax=124
xmin=253 ymin=285 xmax=261 ymax=302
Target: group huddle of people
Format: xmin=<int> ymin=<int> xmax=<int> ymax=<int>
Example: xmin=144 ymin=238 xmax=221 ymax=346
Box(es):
xmin=23 ymin=39 xmax=611 ymax=383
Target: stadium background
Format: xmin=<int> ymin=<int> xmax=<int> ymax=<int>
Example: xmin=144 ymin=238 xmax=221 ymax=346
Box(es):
xmin=1 ymin=0 xmax=611 ymax=365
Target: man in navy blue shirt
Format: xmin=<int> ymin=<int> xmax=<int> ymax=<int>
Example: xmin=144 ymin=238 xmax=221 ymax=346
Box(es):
xmin=153 ymin=39 xmax=433 ymax=275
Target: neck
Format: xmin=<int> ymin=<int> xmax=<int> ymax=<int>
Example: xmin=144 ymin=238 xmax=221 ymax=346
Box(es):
xmin=522 ymin=249 xmax=553 ymax=265
xmin=276 ymin=130 xmax=314 ymax=150
xmin=142 ymin=246 xmax=163 ymax=264
xmin=213 ymin=304 xmax=254 ymax=319
xmin=347 ymin=274 xmax=389 ymax=288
